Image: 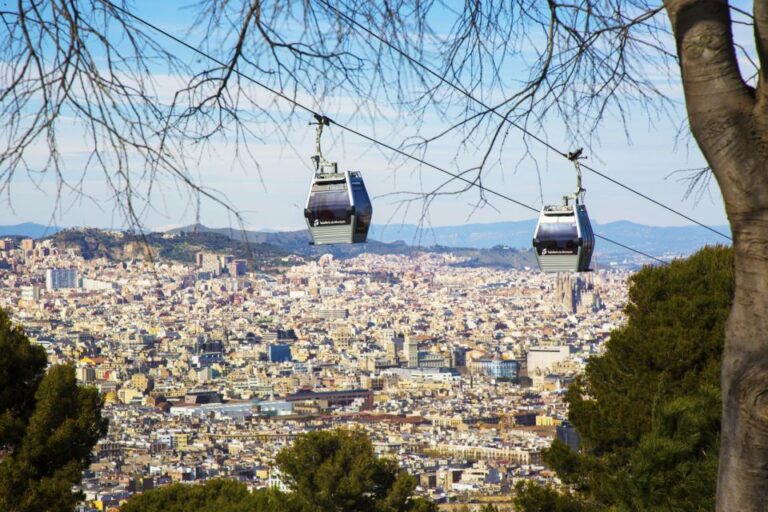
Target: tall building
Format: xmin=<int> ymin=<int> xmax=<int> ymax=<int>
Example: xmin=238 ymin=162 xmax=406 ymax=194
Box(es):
xmin=46 ymin=268 xmax=78 ymax=291
xmin=196 ymin=252 xmax=239 ymax=277
xmin=450 ymin=346 xmax=468 ymax=367
xmin=386 ymin=333 xmax=404 ymax=364
xmin=406 ymin=336 xmax=419 ymax=368
xmin=199 ymin=253 xmax=222 ymax=275
xmin=331 ymin=326 xmax=353 ymax=351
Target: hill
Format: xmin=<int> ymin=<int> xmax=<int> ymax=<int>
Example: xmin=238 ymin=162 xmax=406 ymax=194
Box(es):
xmin=9 ymin=218 xmax=731 ymax=269
xmin=167 ymin=224 xmax=412 ymax=258
xmin=48 ymin=228 xmax=287 ymax=266
xmin=39 ymin=226 xmax=537 ymax=270
xmin=167 ymin=224 xmax=538 ymax=268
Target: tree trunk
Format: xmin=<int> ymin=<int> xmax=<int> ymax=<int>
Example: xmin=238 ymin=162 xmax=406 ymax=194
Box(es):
xmin=664 ymin=1 xmax=768 ymax=510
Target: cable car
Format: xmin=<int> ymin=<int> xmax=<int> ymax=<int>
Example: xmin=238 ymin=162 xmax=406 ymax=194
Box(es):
xmin=303 ymin=115 xmax=373 ymax=245
xmin=532 ymin=150 xmax=595 ymax=272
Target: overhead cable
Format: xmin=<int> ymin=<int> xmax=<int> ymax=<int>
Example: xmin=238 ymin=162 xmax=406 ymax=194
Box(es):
xmin=319 ymin=0 xmax=731 ymax=242
xmin=102 ymin=0 xmax=669 ymax=265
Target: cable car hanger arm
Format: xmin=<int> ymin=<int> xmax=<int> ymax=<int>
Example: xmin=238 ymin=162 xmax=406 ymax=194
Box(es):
xmin=310 ymin=113 xmax=337 ymax=174
xmin=566 ymin=148 xmax=586 ymax=205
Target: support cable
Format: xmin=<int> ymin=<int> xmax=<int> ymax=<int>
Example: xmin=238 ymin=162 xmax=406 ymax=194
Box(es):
xmin=102 ymin=0 xmax=670 ymax=265
xmin=319 ymin=0 xmax=731 ymax=242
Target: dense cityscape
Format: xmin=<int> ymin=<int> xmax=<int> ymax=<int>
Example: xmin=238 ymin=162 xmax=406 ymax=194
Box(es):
xmin=4 ymin=0 xmax=762 ymax=507
xmin=0 ymin=232 xmax=631 ymax=509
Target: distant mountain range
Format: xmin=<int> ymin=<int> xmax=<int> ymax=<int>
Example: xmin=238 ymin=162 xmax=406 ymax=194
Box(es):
xmin=0 ymin=222 xmax=63 ymax=238
xmin=372 ymin=219 xmax=731 ymax=256
xmin=0 ymin=219 xmax=731 ymax=264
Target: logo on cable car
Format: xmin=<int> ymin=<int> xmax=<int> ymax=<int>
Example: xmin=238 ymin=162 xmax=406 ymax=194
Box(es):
xmin=316 ymin=219 xmax=349 ymax=226
xmin=542 ymin=248 xmax=578 ymax=255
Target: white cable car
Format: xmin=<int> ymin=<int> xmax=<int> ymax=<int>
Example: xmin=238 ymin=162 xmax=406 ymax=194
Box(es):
xmin=303 ymin=116 xmax=372 ymax=245
xmin=532 ymin=149 xmax=595 ymax=272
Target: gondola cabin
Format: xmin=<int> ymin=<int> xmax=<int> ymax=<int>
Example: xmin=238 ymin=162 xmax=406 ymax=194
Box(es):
xmin=532 ymin=202 xmax=594 ymax=272
xmin=304 ymin=170 xmax=372 ymax=245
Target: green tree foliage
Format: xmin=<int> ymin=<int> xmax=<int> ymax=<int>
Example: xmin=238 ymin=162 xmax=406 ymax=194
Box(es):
xmin=0 ymin=308 xmax=107 ymax=512
xmin=616 ymin=388 xmax=721 ymax=511
xmin=513 ymin=481 xmax=586 ymax=512
xmin=0 ymin=308 xmax=48 ymax=446
xmin=275 ymin=429 xmax=435 ymax=512
xmin=121 ymin=429 xmax=436 ymax=512
xmin=516 ymin=246 xmax=733 ymax=511
xmin=120 ymin=479 xmax=291 ymax=512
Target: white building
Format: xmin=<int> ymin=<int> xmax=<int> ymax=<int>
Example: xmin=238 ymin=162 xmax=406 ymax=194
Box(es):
xmin=20 ymin=285 xmax=42 ymax=301
xmin=82 ymin=278 xmax=119 ymax=291
xmin=526 ymin=345 xmax=570 ymax=384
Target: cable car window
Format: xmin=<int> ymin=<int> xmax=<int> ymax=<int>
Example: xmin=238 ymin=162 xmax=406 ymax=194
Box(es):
xmin=308 ymin=190 xmax=351 ymax=224
xmin=355 ymin=209 xmax=372 ymax=235
xmin=537 ymin=222 xmax=578 ymax=240
xmin=351 ymin=183 xmax=372 ymax=235
xmin=534 ymin=221 xmax=580 ymax=255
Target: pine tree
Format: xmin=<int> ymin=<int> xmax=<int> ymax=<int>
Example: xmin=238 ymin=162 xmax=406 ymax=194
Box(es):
xmin=120 ymin=479 xmax=289 ymax=512
xmin=516 ymin=246 xmax=733 ymax=511
xmin=275 ymin=429 xmax=436 ymax=512
xmin=0 ymin=308 xmax=107 ymax=512
xmin=121 ymin=429 xmax=436 ymax=512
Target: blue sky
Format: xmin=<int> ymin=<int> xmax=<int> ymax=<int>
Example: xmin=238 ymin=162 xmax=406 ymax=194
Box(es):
xmin=0 ymin=1 xmax=735 ymax=232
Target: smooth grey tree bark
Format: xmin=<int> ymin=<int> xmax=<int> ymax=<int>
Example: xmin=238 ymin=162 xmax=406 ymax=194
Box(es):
xmin=664 ymin=1 xmax=768 ymax=510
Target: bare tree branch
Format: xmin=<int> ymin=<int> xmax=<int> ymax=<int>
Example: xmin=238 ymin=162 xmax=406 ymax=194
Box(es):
xmin=0 ymin=0 xmax=696 ymax=230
